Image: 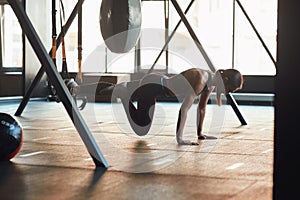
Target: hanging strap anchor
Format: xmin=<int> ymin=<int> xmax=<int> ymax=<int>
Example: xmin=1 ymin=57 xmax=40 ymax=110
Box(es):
xmin=58 ymin=0 xmax=87 ymax=110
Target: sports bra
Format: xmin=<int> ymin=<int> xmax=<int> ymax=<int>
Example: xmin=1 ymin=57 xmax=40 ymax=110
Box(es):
xmin=160 ymin=70 xmax=212 ymax=97
xmin=201 ymin=71 xmax=212 ymax=93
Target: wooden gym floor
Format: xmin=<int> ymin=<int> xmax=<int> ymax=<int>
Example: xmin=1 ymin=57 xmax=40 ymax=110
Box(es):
xmin=0 ymin=99 xmax=274 ymax=200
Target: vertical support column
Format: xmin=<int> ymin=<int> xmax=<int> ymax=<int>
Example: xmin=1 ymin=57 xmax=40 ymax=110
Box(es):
xmin=164 ymin=0 xmax=169 ymax=73
xmin=274 ymin=0 xmax=300 ymax=198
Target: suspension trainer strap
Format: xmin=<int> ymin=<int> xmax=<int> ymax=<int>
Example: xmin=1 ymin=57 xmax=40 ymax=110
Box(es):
xmin=58 ymin=0 xmax=87 ymax=110
xmin=78 ymin=0 xmax=83 ymax=83
xmin=59 ymin=0 xmax=69 ymax=79
xmin=47 ymin=0 xmax=58 ymax=100
xmin=51 ymin=0 xmax=57 ymax=67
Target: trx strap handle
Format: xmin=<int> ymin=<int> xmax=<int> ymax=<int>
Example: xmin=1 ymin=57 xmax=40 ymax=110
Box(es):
xmin=58 ymin=0 xmax=87 ymax=110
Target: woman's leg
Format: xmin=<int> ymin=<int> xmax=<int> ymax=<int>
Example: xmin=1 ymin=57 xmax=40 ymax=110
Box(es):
xmin=120 ymin=84 xmax=157 ymax=136
xmin=106 ymin=74 xmax=162 ymax=136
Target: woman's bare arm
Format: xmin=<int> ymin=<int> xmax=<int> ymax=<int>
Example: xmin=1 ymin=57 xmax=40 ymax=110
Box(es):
xmin=176 ymin=93 xmax=199 ymax=145
xmin=197 ymin=90 xmax=211 ymax=137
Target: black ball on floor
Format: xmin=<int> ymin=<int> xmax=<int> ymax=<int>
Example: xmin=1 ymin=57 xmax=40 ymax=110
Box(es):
xmin=0 ymin=113 xmax=23 ymax=161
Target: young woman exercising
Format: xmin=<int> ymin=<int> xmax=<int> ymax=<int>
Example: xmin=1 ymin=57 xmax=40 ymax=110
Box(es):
xmin=104 ymin=68 xmax=243 ymax=145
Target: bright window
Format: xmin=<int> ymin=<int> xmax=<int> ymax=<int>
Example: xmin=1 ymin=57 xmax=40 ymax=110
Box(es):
xmin=1 ymin=0 xmax=277 ymax=76
xmin=0 ymin=4 xmax=23 ymax=70
xmin=52 ymin=0 xmax=278 ymax=75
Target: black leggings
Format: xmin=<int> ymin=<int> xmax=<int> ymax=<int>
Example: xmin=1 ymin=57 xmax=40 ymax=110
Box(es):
xmin=121 ymin=83 xmax=166 ymax=136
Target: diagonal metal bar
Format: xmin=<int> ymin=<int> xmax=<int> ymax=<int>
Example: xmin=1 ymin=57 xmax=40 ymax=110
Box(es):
xmin=8 ymin=0 xmax=109 ymax=168
xmin=235 ymin=0 xmax=276 ymax=67
xmin=147 ymin=0 xmax=195 ymax=74
xmin=15 ymin=0 xmax=85 ymax=116
xmin=226 ymin=93 xmax=247 ymax=125
xmin=170 ymin=0 xmax=216 ymax=72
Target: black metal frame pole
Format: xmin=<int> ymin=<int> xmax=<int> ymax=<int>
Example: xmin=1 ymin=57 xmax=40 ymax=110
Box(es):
xmin=170 ymin=0 xmax=215 ymax=71
xmin=226 ymin=93 xmax=247 ymax=125
xmin=235 ymin=0 xmax=276 ymax=67
xmin=134 ymin=39 xmax=141 ymax=73
xmin=147 ymin=0 xmax=195 ymax=74
xmin=15 ymin=1 xmax=84 ymax=116
xmin=8 ymin=0 xmax=109 ymax=168
xmin=164 ymin=0 xmax=169 ymax=73
xmin=0 ymin=6 xmax=3 ymax=69
xmin=170 ymin=0 xmax=247 ymax=125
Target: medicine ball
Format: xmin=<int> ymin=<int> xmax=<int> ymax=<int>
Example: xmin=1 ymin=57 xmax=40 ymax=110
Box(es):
xmin=0 ymin=113 xmax=23 ymax=161
xmin=100 ymin=0 xmax=142 ymax=53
